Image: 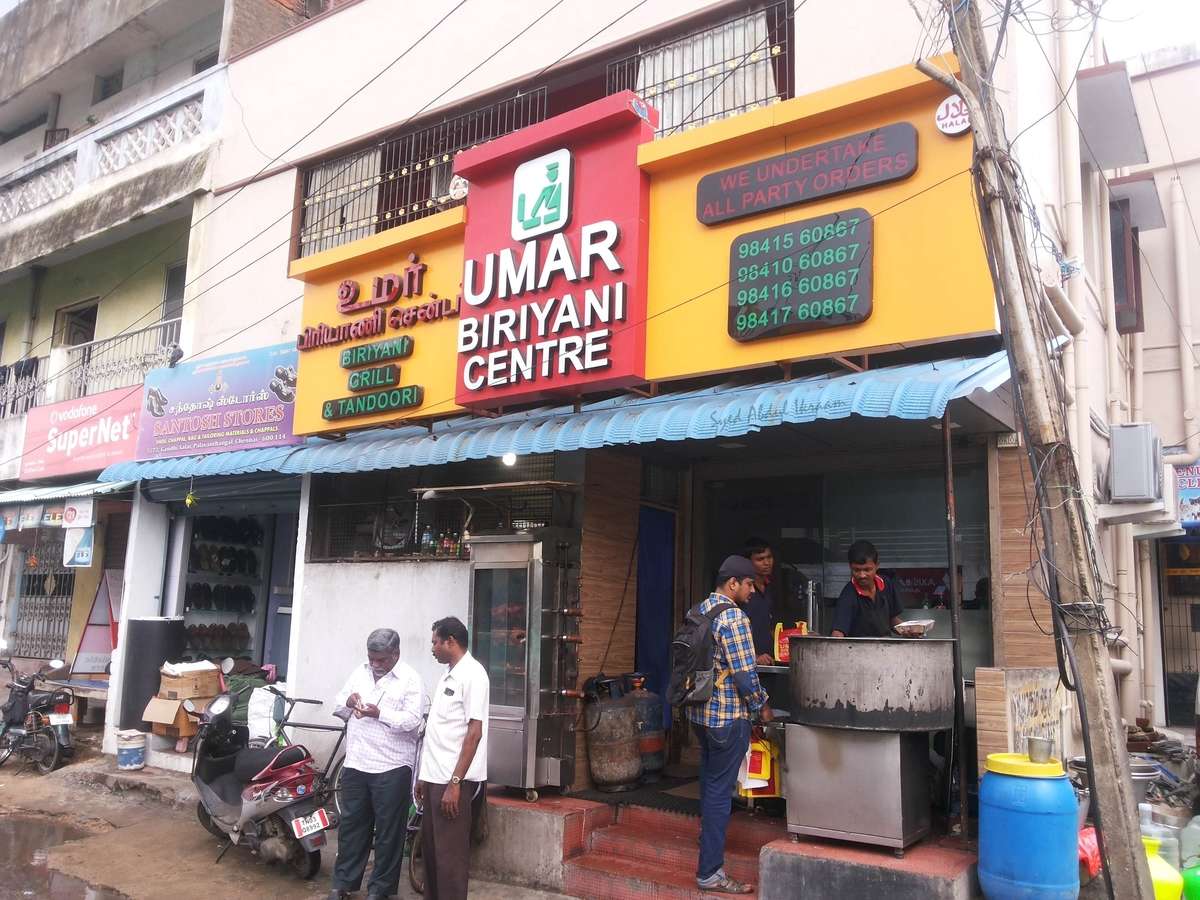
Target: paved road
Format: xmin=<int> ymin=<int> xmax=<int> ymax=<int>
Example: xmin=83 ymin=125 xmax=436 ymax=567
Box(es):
xmin=0 ymin=732 xmax=565 ymax=900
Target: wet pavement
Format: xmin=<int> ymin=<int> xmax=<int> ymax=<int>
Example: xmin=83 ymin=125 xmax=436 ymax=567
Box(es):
xmin=0 ymin=815 xmax=126 ymax=899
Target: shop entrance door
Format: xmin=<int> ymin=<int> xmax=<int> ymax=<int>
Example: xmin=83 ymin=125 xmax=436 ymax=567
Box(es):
xmin=1159 ymin=539 xmax=1200 ymax=725
xmin=635 ymin=506 xmax=675 ymax=706
xmin=263 ymin=513 xmax=298 ymax=678
xmin=11 ymin=530 xmax=75 ymax=659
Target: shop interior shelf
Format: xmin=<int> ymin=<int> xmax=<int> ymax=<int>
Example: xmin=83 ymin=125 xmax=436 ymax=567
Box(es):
xmin=187 ymin=571 xmax=263 ymax=583
xmin=184 ymin=608 xmax=257 ymax=617
xmin=193 ymin=538 xmax=264 ymax=550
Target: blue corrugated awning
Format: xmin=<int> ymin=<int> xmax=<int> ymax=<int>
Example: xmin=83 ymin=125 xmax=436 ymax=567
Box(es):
xmin=100 ymin=350 xmax=1010 ymax=482
xmin=0 ymin=480 xmax=135 ymax=506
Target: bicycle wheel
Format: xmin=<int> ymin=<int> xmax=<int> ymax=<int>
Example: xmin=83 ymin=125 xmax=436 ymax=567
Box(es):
xmin=407 ymin=823 xmax=425 ymax=895
xmin=33 ymin=727 xmax=60 ymax=774
xmin=326 ymin=756 xmax=346 ymax=822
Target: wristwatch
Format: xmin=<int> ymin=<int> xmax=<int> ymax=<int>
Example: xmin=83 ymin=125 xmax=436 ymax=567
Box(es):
xmin=450 ymin=776 xmax=463 ymax=785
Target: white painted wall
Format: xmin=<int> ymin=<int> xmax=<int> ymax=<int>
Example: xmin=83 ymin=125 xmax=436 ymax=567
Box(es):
xmin=288 ymin=559 xmax=471 ymax=762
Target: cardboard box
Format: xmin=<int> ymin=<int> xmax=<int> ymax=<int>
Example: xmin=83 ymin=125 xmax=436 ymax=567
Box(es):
xmin=158 ymin=667 xmax=222 ymax=700
xmin=142 ymin=695 xmax=215 ymax=739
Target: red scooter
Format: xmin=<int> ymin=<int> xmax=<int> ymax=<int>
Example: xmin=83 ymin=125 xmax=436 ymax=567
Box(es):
xmin=187 ymin=692 xmax=340 ymax=879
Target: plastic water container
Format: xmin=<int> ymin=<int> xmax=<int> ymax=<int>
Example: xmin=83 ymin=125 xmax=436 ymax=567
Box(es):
xmin=979 ymin=753 xmax=1079 ymax=899
xmin=116 ymin=729 xmax=146 ymax=771
xmin=1179 ymin=817 xmax=1200 ymax=868
xmin=1145 ymin=837 xmax=1184 ymax=900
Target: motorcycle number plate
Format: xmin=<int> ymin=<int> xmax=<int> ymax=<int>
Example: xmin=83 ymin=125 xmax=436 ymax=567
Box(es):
xmin=291 ymin=808 xmax=329 ymax=839
xmin=48 ymin=714 xmax=73 ymax=726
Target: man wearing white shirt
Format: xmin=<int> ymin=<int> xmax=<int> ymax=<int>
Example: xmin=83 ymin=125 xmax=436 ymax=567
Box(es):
xmin=328 ymin=629 xmax=423 ymax=900
xmin=417 ymin=616 xmax=488 ymax=900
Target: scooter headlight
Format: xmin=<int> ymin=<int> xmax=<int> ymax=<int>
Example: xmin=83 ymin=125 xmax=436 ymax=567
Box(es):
xmin=205 ymin=695 xmax=232 ymax=717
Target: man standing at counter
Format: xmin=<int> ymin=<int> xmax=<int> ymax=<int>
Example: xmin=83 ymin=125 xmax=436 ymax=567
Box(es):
xmin=830 ymin=540 xmax=903 ymax=638
xmin=685 ymin=555 xmax=772 ymax=895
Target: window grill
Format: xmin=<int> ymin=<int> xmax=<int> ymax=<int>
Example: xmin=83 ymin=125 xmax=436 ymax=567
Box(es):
xmin=606 ymin=1 xmax=791 ymax=137
xmin=298 ymin=89 xmax=548 ymax=258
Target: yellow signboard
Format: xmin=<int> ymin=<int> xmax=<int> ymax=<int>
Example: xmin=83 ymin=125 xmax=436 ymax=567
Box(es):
xmin=287 ymin=62 xmax=997 ymax=437
xmin=639 ymin=63 xmax=997 ymax=382
xmin=288 ymin=209 xmax=466 ymax=435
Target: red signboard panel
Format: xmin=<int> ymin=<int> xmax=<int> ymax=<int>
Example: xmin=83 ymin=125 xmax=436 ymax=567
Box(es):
xmin=22 ymin=387 xmax=141 ymax=479
xmin=453 ymin=92 xmax=655 ymax=408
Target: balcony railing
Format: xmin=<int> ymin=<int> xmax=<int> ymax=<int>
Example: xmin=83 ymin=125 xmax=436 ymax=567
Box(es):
xmin=297 ymin=90 xmax=548 ymax=258
xmin=57 ymin=318 xmax=181 ymax=402
xmin=0 ymin=64 xmax=223 ymax=229
xmin=0 ymin=357 xmax=49 ymax=420
xmin=97 ymin=96 xmax=204 ymax=177
xmin=294 ymin=4 xmax=793 ymax=259
xmin=606 ymin=1 xmax=791 ymax=137
xmin=0 ymin=157 xmax=77 ymax=226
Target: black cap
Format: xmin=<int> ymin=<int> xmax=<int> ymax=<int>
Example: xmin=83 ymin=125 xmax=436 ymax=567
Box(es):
xmin=717 ymin=555 xmax=757 ymax=582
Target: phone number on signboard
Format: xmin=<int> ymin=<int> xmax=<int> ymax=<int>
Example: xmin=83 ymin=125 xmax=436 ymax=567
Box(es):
xmin=734 ymin=268 xmax=863 ymax=305
xmin=735 ymin=216 xmax=866 ymax=259
xmin=735 ymin=295 xmax=863 ymax=332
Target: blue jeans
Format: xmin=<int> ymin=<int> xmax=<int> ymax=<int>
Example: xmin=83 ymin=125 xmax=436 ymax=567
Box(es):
xmin=692 ymin=718 xmax=751 ymax=881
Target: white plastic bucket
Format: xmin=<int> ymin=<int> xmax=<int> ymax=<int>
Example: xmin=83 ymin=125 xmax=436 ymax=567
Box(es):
xmin=116 ymin=729 xmax=146 ymax=770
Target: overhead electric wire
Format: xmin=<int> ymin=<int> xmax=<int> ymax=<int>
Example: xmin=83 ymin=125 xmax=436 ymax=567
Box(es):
xmin=6 ymin=0 xmax=658 ymax=410
xmin=0 ymin=158 xmax=975 ymax=475
xmin=1140 ymin=52 xmax=1200 ymax=255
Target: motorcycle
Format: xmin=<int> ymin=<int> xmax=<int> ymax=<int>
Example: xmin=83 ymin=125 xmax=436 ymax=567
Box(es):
xmin=186 ymin=691 xmax=340 ymax=880
xmin=0 ymin=657 xmax=74 ymax=774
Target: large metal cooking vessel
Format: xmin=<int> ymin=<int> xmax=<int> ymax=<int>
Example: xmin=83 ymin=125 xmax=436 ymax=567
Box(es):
xmin=789 ymin=636 xmax=955 ymax=731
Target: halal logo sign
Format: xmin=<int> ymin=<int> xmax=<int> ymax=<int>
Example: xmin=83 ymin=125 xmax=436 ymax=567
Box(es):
xmin=511 ymin=148 xmax=572 ymax=241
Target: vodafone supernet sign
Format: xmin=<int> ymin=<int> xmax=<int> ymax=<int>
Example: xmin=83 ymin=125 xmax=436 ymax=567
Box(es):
xmin=22 ymin=387 xmax=141 ymax=479
xmin=454 ymin=93 xmax=656 ymax=408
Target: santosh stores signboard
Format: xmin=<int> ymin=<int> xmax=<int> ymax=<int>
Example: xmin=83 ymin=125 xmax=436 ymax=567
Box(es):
xmin=289 ymin=67 xmax=996 ymax=435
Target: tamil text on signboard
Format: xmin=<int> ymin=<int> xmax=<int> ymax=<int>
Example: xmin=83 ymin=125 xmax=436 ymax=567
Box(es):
xmin=137 ymin=343 xmax=301 ymax=461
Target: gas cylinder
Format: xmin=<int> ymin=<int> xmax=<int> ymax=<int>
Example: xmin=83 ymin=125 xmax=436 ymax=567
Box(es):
xmin=584 ymin=676 xmax=641 ymax=792
xmin=624 ymin=673 xmax=665 ymax=783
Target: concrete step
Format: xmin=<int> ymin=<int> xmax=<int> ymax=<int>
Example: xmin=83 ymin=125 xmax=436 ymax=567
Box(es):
xmin=617 ymin=804 xmax=786 ymax=848
xmin=588 ymin=821 xmax=762 ymax=884
xmin=563 ymin=850 xmax=760 ymax=899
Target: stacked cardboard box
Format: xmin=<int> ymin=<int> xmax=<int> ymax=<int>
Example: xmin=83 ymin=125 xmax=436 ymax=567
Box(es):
xmin=141 ymin=662 xmax=223 ymax=739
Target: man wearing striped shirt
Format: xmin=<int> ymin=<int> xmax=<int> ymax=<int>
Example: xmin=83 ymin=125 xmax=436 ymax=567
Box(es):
xmin=686 ymin=555 xmax=773 ymax=895
xmin=328 ymin=628 xmax=424 ymax=900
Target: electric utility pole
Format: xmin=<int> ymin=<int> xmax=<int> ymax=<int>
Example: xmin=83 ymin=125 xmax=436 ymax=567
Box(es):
xmin=917 ymin=3 xmax=1152 ymax=897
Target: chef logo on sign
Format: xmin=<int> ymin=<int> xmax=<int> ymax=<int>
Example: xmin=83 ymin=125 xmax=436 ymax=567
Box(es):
xmin=511 ymin=147 xmax=572 ymax=241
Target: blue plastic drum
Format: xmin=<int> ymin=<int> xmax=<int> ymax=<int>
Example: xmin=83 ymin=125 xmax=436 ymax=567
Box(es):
xmin=979 ymin=753 xmax=1079 ymax=899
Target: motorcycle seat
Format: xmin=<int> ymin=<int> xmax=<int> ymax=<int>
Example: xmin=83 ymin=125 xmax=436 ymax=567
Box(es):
xmin=233 ymin=744 xmax=309 ymax=782
xmin=29 ymin=691 xmax=53 ymax=706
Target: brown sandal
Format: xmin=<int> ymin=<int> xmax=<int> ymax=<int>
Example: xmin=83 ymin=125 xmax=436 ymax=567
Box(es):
xmin=698 ymin=874 xmax=753 ymax=894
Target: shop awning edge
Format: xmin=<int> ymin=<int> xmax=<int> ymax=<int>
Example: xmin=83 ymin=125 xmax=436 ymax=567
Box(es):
xmin=99 ymin=350 xmax=1011 ymax=482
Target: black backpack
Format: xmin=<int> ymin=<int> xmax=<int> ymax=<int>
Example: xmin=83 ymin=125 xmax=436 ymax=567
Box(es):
xmin=667 ymin=600 xmax=735 ymax=706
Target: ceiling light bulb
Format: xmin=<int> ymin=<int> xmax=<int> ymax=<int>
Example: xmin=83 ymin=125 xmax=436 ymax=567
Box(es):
xmin=502 ymin=452 xmax=517 ymax=467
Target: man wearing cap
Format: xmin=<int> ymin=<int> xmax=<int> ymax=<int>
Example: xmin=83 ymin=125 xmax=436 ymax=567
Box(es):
xmin=686 ymin=555 xmax=773 ymax=895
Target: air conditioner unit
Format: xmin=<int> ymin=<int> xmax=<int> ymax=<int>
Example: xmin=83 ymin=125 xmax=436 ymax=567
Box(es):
xmin=1109 ymin=423 xmax=1162 ymax=503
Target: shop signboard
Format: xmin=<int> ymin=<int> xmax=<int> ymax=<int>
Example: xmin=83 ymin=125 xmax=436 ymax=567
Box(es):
xmin=63 ymin=497 xmax=95 ymax=528
xmin=453 ymin=92 xmax=656 ymax=408
xmin=40 ymin=503 xmax=64 ymax=527
xmin=136 ymin=344 xmax=302 ymax=461
xmin=21 ymin=387 xmax=141 ymax=479
xmin=1177 ymin=464 xmax=1200 ymax=527
xmin=696 ymin=123 xmax=918 ymax=225
xmin=18 ymin=504 xmax=42 ymax=530
xmin=642 ymin=66 xmax=998 ymax=383
xmin=64 ymin=526 xmax=94 ymax=567
xmin=0 ymin=415 xmax=24 ymax=481
xmin=728 ymin=209 xmax=874 ymax=342
xmin=290 ymin=216 xmax=466 ymax=435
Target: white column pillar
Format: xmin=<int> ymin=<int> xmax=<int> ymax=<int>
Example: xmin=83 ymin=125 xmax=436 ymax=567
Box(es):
xmin=102 ymin=486 xmax=171 ymax=754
